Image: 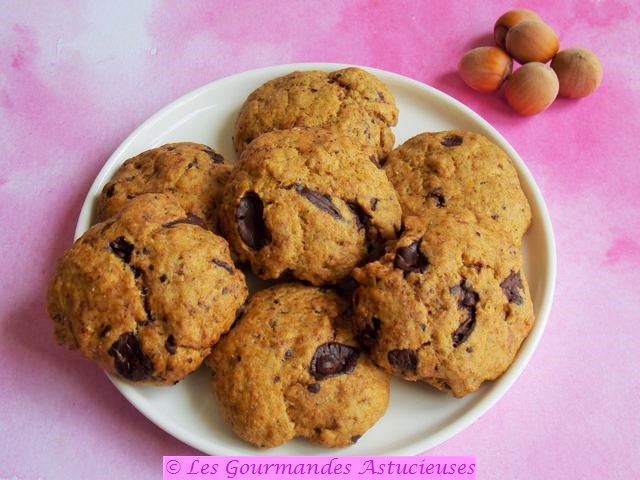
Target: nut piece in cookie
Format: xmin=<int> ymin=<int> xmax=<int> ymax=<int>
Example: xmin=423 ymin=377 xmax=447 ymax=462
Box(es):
xmin=383 ymin=130 xmax=531 ymax=243
xmin=233 ymin=67 xmax=398 ymax=162
xmin=220 ymin=128 xmax=402 ymax=285
xmin=96 ymin=142 xmax=232 ymax=232
xmin=351 ymin=212 xmax=534 ymax=397
xmin=47 ymin=194 xmax=248 ymax=385
xmin=207 ymin=284 xmax=389 ymax=448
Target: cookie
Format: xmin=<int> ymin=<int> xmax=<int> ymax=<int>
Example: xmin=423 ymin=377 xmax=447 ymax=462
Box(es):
xmin=96 ymin=142 xmax=232 ymax=231
xmin=207 ymin=284 xmax=389 ymax=448
xmin=383 ymin=131 xmax=531 ymax=243
xmin=47 ymin=194 xmax=248 ymax=385
xmin=233 ymin=68 xmax=398 ymax=163
xmin=351 ymin=212 xmax=534 ymax=397
xmin=219 ymin=128 xmax=402 ymax=285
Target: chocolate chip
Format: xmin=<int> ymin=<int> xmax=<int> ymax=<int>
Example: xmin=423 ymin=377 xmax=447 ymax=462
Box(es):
xmin=284 ymin=349 xmax=293 ymax=360
xmin=98 ymin=324 xmax=112 ymax=338
xmin=357 ymin=317 xmax=381 ymax=352
xmin=309 ymin=342 xmax=359 ymax=380
xmin=441 ymin=134 xmax=463 ymax=147
xmin=159 ymin=274 xmax=168 ymax=283
xmin=500 ymin=271 xmax=524 ymax=305
xmin=131 ymin=266 xmax=143 ymax=278
xmin=165 ymin=334 xmax=177 ymax=354
xmin=346 ymin=201 xmax=369 ymax=230
xmin=466 ymin=346 xmax=474 ymax=353
xmin=203 ymin=147 xmax=225 ymax=164
xmin=104 ymin=184 xmax=115 ymax=198
xmin=162 ymin=213 xmax=207 ymax=229
xmin=273 ymin=375 xmax=280 ymax=384
xmin=141 ymin=286 xmax=155 ymax=323
xmin=377 ymin=91 xmax=386 ymax=101
xmin=450 ymin=279 xmax=479 ymax=347
xmin=370 ymin=198 xmax=378 ymax=211
xmin=388 ymin=349 xmax=418 ymax=372
xmin=369 ymin=154 xmax=382 ymax=169
xmin=108 ymin=332 xmax=153 ymax=381
xmin=307 ymin=383 xmax=321 ymax=393
xmin=109 ymin=236 xmax=134 ymax=264
xmin=236 ymin=191 xmax=271 ymax=250
xmin=394 ymin=240 xmax=429 ymax=273
xmin=427 ymin=188 xmax=446 ymax=208
xmin=212 ymin=258 xmax=233 ymax=273
xmin=295 ymin=183 xmax=342 ymax=220
xmin=351 ymin=435 xmax=362 ymax=443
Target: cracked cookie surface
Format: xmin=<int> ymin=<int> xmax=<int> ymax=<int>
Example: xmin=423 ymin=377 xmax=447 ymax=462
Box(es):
xmin=47 ymin=194 xmax=248 ymax=385
xmin=383 ymin=131 xmax=531 ymax=243
xmin=233 ymin=68 xmax=398 ymax=163
xmin=351 ymin=211 xmax=534 ymax=397
xmin=96 ymin=142 xmax=232 ymax=232
xmin=207 ymin=284 xmax=389 ymax=448
xmin=220 ymin=128 xmax=402 ymax=285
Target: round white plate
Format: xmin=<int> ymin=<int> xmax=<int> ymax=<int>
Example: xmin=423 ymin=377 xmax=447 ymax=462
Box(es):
xmin=75 ymin=63 xmax=556 ymax=455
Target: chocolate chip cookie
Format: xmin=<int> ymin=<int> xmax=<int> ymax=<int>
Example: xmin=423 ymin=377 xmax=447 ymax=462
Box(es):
xmin=207 ymin=284 xmax=389 ymax=448
xmin=351 ymin=211 xmax=534 ymax=397
xmin=96 ymin=143 xmax=232 ymax=231
xmin=383 ymin=131 xmax=531 ymax=243
xmin=47 ymin=194 xmax=248 ymax=385
xmin=233 ymin=68 xmax=398 ymax=164
xmin=219 ymin=128 xmax=402 ymax=285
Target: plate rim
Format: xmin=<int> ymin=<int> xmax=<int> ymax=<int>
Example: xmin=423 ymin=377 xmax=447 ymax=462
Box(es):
xmin=74 ymin=62 xmax=557 ymax=456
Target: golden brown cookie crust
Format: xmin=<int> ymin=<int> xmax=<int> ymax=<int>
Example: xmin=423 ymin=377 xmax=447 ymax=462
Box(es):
xmin=220 ymin=128 xmax=402 ymax=285
xmin=233 ymin=68 xmax=398 ymax=162
xmin=47 ymin=194 xmax=248 ymax=385
xmin=383 ymin=131 xmax=531 ymax=243
xmin=96 ymin=142 xmax=232 ymax=232
xmin=351 ymin=211 xmax=534 ymax=397
xmin=208 ymin=284 xmax=389 ymax=448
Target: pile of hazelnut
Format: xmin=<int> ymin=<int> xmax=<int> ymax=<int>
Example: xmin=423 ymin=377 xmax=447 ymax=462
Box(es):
xmin=457 ymin=8 xmax=602 ymax=115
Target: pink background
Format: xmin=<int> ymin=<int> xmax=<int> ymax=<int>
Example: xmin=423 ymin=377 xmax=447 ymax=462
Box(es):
xmin=1 ymin=1 xmax=638 ymax=478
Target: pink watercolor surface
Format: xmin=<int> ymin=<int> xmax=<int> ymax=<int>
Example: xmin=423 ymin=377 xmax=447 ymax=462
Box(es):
xmin=1 ymin=1 xmax=639 ymax=478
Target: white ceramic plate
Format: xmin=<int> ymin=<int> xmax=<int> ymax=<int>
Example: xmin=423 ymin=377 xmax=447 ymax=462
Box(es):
xmin=75 ymin=63 xmax=556 ymax=455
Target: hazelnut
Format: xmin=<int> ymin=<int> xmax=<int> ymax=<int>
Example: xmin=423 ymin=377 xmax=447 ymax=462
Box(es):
xmin=551 ymin=48 xmax=602 ymax=98
xmin=458 ymin=47 xmax=513 ymax=93
xmin=494 ymin=8 xmax=542 ymax=49
xmin=504 ymin=62 xmax=559 ymax=115
xmin=506 ymin=20 xmax=559 ymax=64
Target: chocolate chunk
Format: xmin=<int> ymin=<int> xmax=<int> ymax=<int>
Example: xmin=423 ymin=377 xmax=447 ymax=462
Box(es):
xmin=104 ymin=184 xmax=115 ymax=198
xmin=394 ymin=240 xmax=429 ymax=273
xmin=309 ymin=342 xmax=359 ymax=380
xmin=108 ymin=332 xmax=153 ymax=381
xmin=369 ymin=154 xmax=382 ymax=169
xmin=370 ymin=198 xmax=378 ymax=211
xmin=236 ymin=192 xmax=271 ymax=250
xmin=441 ymin=134 xmax=463 ymax=147
xmin=203 ymin=147 xmax=225 ymax=164
xmin=346 ymin=201 xmax=369 ymax=230
xmin=500 ymin=271 xmax=524 ymax=305
xmin=98 ymin=324 xmax=112 ymax=338
xmin=450 ymin=279 xmax=479 ymax=347
xmin=295 ymin=183 xmax=342 ymax=220
xmin=357 ymin=317 xmax=381 ymax=352
xmin=388 ymin=349 xmax=418 ymax=372
xmin=307 ymin=383 xmax=321 ymax=393
xmin=165 ymin=334 xmax=177 ymax=354
xmin=212 ymin=258 xmax=233 ymax=273
xmin=109 ymin=236 xmax=134 ymax=264
xmin=162 ymin=213 xmax=207 ymax=229
xmin=427 ymin=188 xmax=446 ymax=208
